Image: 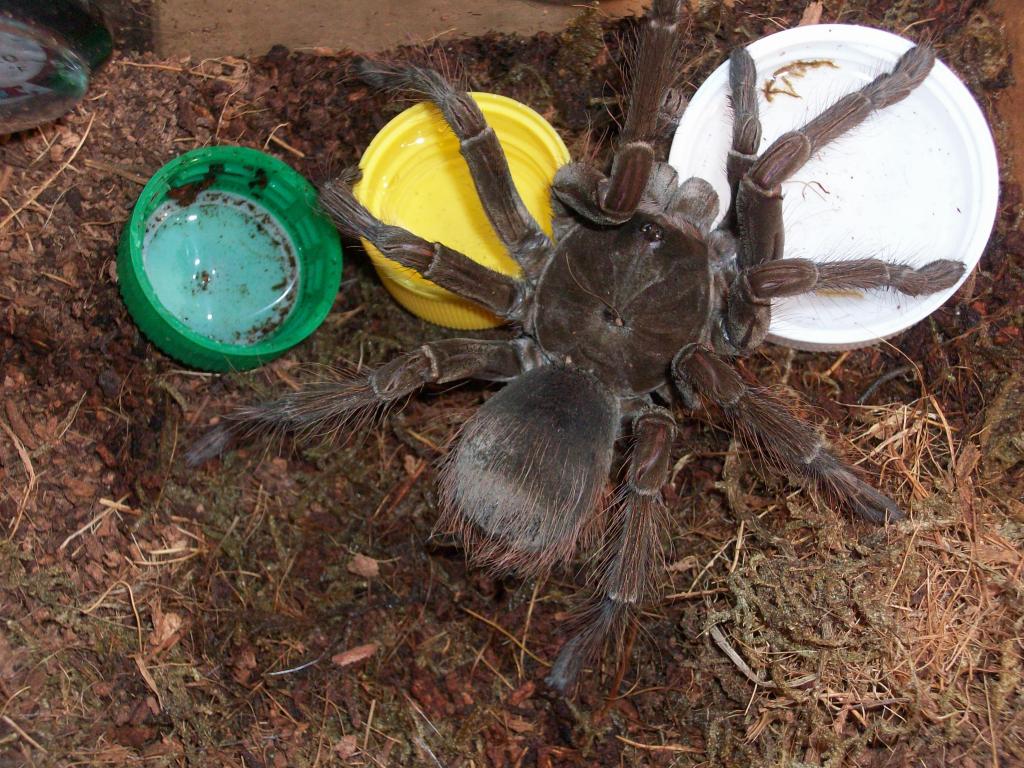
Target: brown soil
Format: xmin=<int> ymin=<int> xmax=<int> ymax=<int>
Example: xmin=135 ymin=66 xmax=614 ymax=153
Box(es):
xmin=1 ymin=2 xmax=1021 ymax=766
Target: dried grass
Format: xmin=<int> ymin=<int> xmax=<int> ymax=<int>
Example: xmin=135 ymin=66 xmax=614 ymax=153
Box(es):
xmin=692 ymin=393 xmax=1024 ymax=765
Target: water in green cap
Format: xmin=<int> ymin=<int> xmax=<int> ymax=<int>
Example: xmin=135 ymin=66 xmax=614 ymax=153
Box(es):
xmin=142 ymin=190 xmax=301 ymax=347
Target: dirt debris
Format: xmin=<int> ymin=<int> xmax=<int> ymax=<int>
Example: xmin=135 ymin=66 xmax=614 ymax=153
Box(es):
xmin=0 ymin=1 xmax=1022 ymax=766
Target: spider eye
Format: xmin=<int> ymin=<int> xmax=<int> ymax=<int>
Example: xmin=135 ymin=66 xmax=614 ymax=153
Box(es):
xmin=640 ymin=221 xmax=663 ymax=242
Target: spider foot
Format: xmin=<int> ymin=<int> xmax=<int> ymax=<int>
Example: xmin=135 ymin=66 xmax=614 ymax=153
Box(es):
xmin=184 ymin=373 xmax=384 ymax=467
xmin=546 ymin=598 xmax=625 ymax=695
xmin=675 ymin=347 xmax=906 ymax=525
xmin=812 ymin=451 xmax=904 ymax=524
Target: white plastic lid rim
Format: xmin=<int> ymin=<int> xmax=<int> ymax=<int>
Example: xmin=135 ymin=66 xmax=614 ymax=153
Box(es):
xmin=669 ymin=24 xmax=999 ymax=351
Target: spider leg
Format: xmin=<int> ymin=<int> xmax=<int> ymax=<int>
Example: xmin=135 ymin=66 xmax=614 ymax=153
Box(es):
xmin=733 ymin=45 xmax=935 ymax=268
xmin=547 ymin=407 xmax=674 ymax=694
xmin=320 ymin=179 xmax=524 ymax=319
xmin=621 ymin=0 xmax=687 ymax=144
xmin=720 ymin=256 xmax=966 ymax=353
xmin=185 ymin=338 xmax=536 ymax=466
xmin=552 ymin=0 xmax=684 ymax=224
xmin=673 ymin=346 xmax=902 ymax=524
xmin=724 ymin=47 xmax=762 ymax=230
xmin=355 ymin=61 xmax=552 ymax=278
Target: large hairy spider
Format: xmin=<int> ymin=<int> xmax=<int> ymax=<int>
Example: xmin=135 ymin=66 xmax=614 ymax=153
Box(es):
xmin=188 ymin=0 xmax=964 ymax=693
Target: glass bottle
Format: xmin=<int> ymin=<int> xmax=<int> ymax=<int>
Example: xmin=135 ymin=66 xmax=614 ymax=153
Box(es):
xmin=0 ymin=0 xmax=112 ymax=134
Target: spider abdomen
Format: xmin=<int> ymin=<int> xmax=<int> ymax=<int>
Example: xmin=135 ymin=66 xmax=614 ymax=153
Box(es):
xmin=438 ymin=366 xmax=619 ymax=574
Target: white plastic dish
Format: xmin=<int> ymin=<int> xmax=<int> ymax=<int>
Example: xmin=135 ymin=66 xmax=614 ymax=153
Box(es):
xmin=669 ymin=24 xmax=998 ymax=351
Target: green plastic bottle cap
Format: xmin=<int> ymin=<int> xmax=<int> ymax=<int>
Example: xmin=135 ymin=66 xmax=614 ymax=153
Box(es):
xmin=117 ymin=146 xmax=343 ymax=372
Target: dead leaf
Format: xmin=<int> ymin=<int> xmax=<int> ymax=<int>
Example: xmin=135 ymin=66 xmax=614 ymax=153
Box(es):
xmin=91 ymin=745 xmax=135 ymax=763
xmin=334 ymin=735 xmax=359 ymax=758
xmin=149 ymin=602 xmax=183 ymax=649
xmin=347 ymin=553 xmax=380 ymax=579
xmin=331 ymin=643 xmax=378 ymax=668
xmin=509 ymin=680 xmax=536 ymax=707
xmin=505 ymin=716 xmax=535 ymax=734
xmin=65 ymin=476 xmax=97 ymax=498
xmin=231 ymin=646 xmax=258 ymax=685
xmin=976 ymin=539 xmax=1021 ymax=567
xmin=132 ymin=654 xmax=162 ymax=711
xmin=403 ymin=453 xmax=423 ymax=476
xmin=667 ymin=555 xmax=698 ymax=573
xmin=799 ymin=1 xmax=823 ymax=25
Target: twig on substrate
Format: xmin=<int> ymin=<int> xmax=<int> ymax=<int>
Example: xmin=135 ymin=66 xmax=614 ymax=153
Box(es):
xmin=0 ymin=417 xmax=37 ymax=540
xmin=708 ymin=624 xmax=817 ymax=690
xmin=0 ymin=114 xmax=95 ymax=232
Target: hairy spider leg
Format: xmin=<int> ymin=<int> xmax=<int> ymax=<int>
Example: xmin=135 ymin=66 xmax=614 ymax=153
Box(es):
xmin=718 ymin=45 xmax=964 ymax=352
xmin=319 ymin=179 xmax=525 ymax=319
xmin=355 ymin=60 xmax=554 ymax=279
xmin=184 ymin=339 xmax=534 ymax=466
xmin=724 ymin=48 xmax=761 ymax=231
xmin=732 ymin=44 xmax=936 ymax=269
xmin=674 ymin=346 xmax=902 ymax=524
xmin=551 ymin=0 xmax=686 ymax=225
xmin=547 ymin=407 xmax=675 ymax=693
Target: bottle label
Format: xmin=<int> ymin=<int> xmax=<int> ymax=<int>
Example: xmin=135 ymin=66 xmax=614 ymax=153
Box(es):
xmin=0 ymin=30 xmax=49 ymax=99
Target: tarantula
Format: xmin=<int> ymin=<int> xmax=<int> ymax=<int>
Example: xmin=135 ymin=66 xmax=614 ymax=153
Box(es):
xmin=188 ymin=0 xmax=965 ymax=693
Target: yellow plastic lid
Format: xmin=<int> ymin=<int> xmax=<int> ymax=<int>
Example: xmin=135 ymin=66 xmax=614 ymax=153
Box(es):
xmin=354 ymin=92 xmax=570 ymax=330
